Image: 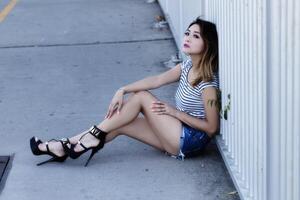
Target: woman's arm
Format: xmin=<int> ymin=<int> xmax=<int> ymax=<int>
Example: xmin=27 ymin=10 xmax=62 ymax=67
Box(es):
xmin=119 ymin=75 xmax=160 ymax=94
xmin=174 ymin=110 xmax=218 ymax=137
xmin=107 ymin=64 xmax=181 ymax=118
xmin=120 ymin=63 xmax=181 ymax=94
xmin=174 ymin=87 xmax=220 ymax=136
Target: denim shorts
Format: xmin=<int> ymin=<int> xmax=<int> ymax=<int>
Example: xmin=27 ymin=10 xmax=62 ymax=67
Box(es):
xmin=166 ymin=122 xmax=211 ymax=161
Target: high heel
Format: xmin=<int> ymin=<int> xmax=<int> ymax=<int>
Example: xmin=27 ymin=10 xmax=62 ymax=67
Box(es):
xmin=36 ymin=156 xmax=66 ymax=166
xmin=62 ymin=125 xmax=108 ymax=167
xmin=30 ymin=137 xmax=71 ymax=166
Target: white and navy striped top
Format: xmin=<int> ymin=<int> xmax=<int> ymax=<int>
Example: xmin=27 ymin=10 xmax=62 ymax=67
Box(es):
xmin=175 ymin=58 xmax=219 ymax=119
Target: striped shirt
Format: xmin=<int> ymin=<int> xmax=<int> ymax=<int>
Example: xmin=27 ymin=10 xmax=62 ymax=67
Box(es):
xmin=175 ymin=58 xmax=219 ymax=119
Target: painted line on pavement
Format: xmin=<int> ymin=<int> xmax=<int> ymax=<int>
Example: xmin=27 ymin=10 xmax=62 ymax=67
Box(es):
xmin=0 ymin=0 xmax=18 ymax=23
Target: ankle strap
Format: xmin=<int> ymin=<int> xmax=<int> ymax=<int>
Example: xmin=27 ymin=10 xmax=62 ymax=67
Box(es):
xmin=89 ymin=125 xmax=108 ymax=139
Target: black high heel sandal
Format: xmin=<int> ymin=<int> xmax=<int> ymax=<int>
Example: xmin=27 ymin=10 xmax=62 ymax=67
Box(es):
xmin=62 ymin=125 xmax=108 ymax=167
xmin=30 ymin=137 xmax=71 ymax=166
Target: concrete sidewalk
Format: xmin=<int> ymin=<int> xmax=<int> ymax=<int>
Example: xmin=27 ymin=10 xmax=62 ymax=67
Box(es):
xmin=0 ymin=0 xmax=239 ymax=199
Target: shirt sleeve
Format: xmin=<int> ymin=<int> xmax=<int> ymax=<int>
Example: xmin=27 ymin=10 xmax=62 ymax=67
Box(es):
xmin=180 ymin=58 xmax=192 ymax=71
xmin=199 ymin=74 xmax=219 ymax=94
xmin=180 ymin=61 xmax=186 ymax=71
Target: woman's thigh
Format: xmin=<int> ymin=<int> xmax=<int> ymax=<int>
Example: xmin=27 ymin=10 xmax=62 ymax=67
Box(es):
xmin=134 ymin=91 xmax=183 ymax=155
xmin=116 ymin=116 xmax=165 ymax=152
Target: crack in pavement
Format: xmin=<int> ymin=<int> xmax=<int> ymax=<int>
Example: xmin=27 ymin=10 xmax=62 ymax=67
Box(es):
xmin=0 ymin=37 xmax=173 ymax=49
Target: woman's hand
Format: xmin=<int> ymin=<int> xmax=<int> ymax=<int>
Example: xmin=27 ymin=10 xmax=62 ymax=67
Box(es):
xmin=151 ymin=100 xmax=177 ymax=117
xmin=105 ymin=89 xmax=125 ymax=119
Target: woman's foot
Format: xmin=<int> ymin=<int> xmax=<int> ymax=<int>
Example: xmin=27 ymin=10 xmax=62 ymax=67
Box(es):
xmin=62 ymin=126 xmax=108 ymax=166
xmin=38 ymin=141 xmax=66 ymax=157
xmin=30 ymin=137 xmax=71 ymax=166
xmin=68 ymin=131 xmax=101 ymax=153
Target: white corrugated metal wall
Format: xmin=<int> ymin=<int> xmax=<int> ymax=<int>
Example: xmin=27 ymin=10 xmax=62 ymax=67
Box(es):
xmin=207 ymin=1 xmax=268 ymax=199
xmin=158 ymin=0 xmax=204 ymax=60
xmin=157 ymin=0 xmax=300 ymax=200
xmin=265 ymin=1 xmax=300 ymax=200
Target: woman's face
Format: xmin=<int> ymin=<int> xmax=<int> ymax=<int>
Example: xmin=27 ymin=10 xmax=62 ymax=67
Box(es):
xmin=181 ymin=24 xmax=205 ymax=55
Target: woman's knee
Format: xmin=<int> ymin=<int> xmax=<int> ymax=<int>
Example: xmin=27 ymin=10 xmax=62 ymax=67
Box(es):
xmin=134 ymin=90 xmax=151 ymax=96
xmin=124 ymin=92 xmax=140 ymax=104
xmin=133 ymin=90 xmax=155 ymax=102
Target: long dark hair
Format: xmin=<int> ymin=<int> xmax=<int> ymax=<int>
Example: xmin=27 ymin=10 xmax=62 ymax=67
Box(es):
xmin=187 ymin=17 xmax=218 ymax=87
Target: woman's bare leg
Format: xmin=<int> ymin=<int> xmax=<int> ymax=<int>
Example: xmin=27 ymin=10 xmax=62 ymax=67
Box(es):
xmin=133 ymin=91 xmax=182 ymax=155
xmin=37 ymin=94 xmax=138 ymax=156
xmin=73 ymin=91 xmax=182 ymax=155
xmin=39 ymin=91 xmax=182 ymax=156
xmin=106 ymin=116 xmax=165 ymax=151
xmin=37 ymin=116 xmax=164 ymax=157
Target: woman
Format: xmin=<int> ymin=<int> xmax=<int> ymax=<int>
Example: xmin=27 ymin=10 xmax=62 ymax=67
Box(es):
xmin=30 ymin=17 xmax=220 ymax=167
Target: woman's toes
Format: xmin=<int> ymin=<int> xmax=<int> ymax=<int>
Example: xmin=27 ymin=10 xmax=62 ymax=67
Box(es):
xmin=38 ymin=143 xmax=46 ymax=151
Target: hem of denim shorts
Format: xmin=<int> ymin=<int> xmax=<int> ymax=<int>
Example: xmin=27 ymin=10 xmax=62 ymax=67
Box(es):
xmin=174 ymin=126 xmax=186 ymax=161
xmin=164 ymin=150 xmax=185 ymax=161
xmin=164 ymin=126 xmax=186 ymax=161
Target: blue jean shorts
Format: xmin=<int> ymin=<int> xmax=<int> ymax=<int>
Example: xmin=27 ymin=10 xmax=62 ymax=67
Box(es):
xmin=166 ymin=122 xmax=211 ymax=161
